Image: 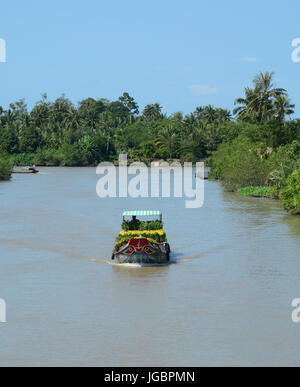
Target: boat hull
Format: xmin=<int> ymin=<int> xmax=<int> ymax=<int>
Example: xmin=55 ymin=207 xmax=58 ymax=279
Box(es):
xmin=113 ymin=251 xmax=169 ymax=264
xmin=112 ymin=239 xmax=170 ymax=264
xmin=12 ymin=169 xmax=39 ymax=174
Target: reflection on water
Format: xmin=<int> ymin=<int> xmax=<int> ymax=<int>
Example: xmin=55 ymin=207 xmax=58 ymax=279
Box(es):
xmin=282 ymin=214 xmax=300 ymax=238
xmin=111 ymin=264 xmax=170 ymax=279
xmin=0 ymin=167 xmax=300 ymax=366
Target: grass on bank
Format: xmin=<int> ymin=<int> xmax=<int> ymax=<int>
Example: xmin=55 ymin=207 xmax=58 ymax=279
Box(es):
xmin=236 ymin=186 xmax=272 ymax=198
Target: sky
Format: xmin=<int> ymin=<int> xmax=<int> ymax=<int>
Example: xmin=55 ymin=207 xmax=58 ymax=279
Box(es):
xmin=1 ymin=0 xmax=300 ymax=116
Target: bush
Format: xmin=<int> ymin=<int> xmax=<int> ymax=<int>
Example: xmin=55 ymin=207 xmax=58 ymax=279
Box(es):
xmin=266 ymin=141 xmax=300 ymax=185
xmin=140 ymin=141 xmax=157 ymax=159
xmin=0 ymin=157 xmax=12 ymax=181
xmin=279 ymin=168 xmax=300 ymax=214
xmin=59 ymin=144 xmax=89 ymax=166
xmin=33 ymin=144 xmax=90 ymax=166
xmin=34 ymin=148 xmax=62 ymax=166
xmin=10 ymin=153 xmax=36 ymax=166
xmin=210 ymin=136 xmax=273 ymax=191
xmin=158 ymin=147 xmax=169 ymax=160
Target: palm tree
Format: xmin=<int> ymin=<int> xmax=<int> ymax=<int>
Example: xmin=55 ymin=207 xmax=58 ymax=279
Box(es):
xmin=253 ymin=71 xmax=287 ymax=121
xmin=203 ymin=105 xmax=217 ymax=123
xmin=233 ymin=87 xmax=259 ymax=121
xmin=98 ymin=112 xmax=117 ymax=156
xmin=234 ymin=72 xmax=288 ymax=122
xmin=215 ymin=108 xmax=232 ymax=122
xmin=201 ymin=124 xmax=226 ymax=151
xmin=155 ymin=126 xmax=178 ymax=158
xmin=194 ymin=105 xmax=231 ymax=123
xmin=180 ymin=125 xmax=205 ymax=160
xmin=272 ymin=95 xmax=295 ymax=122
xmin=142 ymin=103 xmax=162 ymax=120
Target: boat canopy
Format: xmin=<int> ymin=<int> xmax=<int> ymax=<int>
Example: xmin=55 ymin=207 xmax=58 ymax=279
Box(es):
xmin=122 ymin=210 xmax=162 ymax=220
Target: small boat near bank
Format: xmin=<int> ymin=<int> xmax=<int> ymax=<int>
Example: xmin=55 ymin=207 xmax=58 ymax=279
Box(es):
xmin=195 ymin=167 xmax=210 ymax=180
xmin=111 ymin=210 xmax=171 ymax=264
xmin=12 ymin=166 xmax=39 ymax=174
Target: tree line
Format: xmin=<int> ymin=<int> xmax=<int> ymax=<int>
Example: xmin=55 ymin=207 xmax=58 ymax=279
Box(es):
xmin=0 ymin=72 xmax=297 ymax=168
xmin=1 ymin=71 xmax=300 ymax=215
xmin=0 ymin=92 xmax=237 ymax=167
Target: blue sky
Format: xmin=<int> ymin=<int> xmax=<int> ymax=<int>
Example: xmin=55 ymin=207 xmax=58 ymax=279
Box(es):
xmin=1 ymin=0 xmax=300 ymax=116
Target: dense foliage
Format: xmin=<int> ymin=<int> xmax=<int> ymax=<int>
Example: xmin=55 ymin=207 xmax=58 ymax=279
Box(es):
xmin=280 ymin=168 xmax=300 ymax=214
xmin=0 ymin=157 xmax=12 ymax=181
xmin=210 ymin=72 xmax=300 ymax=215
xmin=0 ymin=93 xmax=233 ymax=166
xmin=1 ymin=71 xmax=300 ymax=214
xmin=121 ymin=220 xmax=163 ymax=231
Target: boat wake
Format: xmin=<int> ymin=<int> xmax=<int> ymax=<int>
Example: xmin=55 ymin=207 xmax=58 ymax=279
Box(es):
xmin=103 ymin=260 xmax=170 ymax=268
xmin=95 ymin=244 xmax=230 ymax=267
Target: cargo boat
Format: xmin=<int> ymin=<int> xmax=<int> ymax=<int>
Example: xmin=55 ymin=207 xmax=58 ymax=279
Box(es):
xmin=111 ymin=210 xmax=171 ymax=264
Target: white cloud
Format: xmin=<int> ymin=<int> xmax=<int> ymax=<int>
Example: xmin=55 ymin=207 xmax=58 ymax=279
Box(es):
xmin=189 ymin=85 xmax=219 ymax=95
xmin=241 ymin=56 xmax=258 ymax=63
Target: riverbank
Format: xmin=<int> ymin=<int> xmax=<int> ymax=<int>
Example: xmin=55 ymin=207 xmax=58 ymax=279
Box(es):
xmin=209 ymin=137 xmax=300 ymax=216
xmin=8 ymin=154 xmax=206 ymax=168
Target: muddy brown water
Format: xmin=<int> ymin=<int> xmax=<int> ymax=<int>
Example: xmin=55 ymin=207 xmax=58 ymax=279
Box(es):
xmin=0 ymin=167 xmax=300 ymax=366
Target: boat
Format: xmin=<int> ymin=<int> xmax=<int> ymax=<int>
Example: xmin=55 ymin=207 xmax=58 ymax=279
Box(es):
xmin=12 ymin=166 xmax=39 ymax=174
xmin=111 ymin=210 xmax=171 ymax=264
xmin=195 ymin=167 xmax=210 ymax=180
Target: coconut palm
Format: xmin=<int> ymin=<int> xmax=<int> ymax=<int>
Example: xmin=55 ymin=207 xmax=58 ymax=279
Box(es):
xmin=201 ymin=124 xmax=226 ymax=151
xmin=180 ymin=124 xmax=205 ymax=160
xmin=142 ymin=103 xmax=162 ymax=120
xmin=233 ymin=87 xmax=260 ymax=121
xmin=234 ymin=72 xmax=289 ymax=122
xmin=194 ymin=105 xmax=231 ymax=123
xmin=203 ymin=105 xmax=217 ymax=123
xmin=272 ymin=95 xmax=295 ymax=122
xmin=155 ymin=126 xmax=178 ymax=158
xmin=215 ymin=108 xmax=232 ymax=122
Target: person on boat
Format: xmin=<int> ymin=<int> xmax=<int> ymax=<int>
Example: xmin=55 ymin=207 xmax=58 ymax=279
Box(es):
xmin=29 ymin=164 xmax=37 ymax=172
xmin=130 ymin=215 xmax=141 ymax=230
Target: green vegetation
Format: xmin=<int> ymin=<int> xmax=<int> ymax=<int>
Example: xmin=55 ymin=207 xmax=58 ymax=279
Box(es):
xmin=210 ymin=71 xmax=300 ymax=215
xmin=237 ymin=186 xmax=272 ymax=198
xmin=0 ymin=94 xmax=233 ymax=166
xmin=279 ymin=168 xmax=300 ymax=214
xmin=117 ymin=230 xmax=166 ymax=243
xmin=121 ymin=220 xmax=163 ymax=231
xmin=0 ymin=157 xmax=12 ymax=181
xmin=1 ymin=71 xmax=300 ymax=215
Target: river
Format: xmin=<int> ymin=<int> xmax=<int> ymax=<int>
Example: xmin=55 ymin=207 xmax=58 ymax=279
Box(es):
xmin=1 ymin=167 xmax=300 ymax=366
